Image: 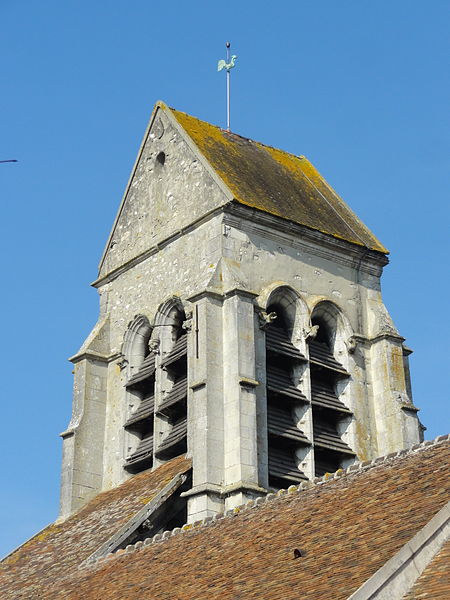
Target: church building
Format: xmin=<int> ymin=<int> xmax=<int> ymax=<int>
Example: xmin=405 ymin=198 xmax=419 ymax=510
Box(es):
xmin=1 ymin=102 xmax=448 ymax=600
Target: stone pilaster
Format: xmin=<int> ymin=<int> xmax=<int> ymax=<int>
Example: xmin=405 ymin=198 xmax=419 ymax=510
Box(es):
xmin=183 ymin=291 xmax=225 ymax=521
xmin=59 ymin=353 xmax=108 ymax=518
xmin=222 ymin=289 xmax=266 ymax=510
xmin=369 ymin=333 xmax=421 ymax=455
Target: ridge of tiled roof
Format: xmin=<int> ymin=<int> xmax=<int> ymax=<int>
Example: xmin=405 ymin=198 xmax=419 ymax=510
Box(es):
xmin=402 ymin=537 xmax=450 ymax=599
xmin=166 ymin=103 xmax=388 ymax=254
xmin=86 ymin=434 xmax=450 ymax=568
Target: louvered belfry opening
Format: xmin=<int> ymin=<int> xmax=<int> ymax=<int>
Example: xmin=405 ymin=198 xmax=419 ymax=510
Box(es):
xmin=308 ymin=317 xmax=355 ymax=477
xmin=156 ymin=314 xmax=188 ymax=460
xmin=265 ymin=305 xmax=310 ymax=489
xmin=124 ymin=349 xmax=156 ymax=473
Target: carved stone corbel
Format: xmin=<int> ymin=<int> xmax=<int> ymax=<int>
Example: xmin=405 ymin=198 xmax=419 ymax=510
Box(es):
xmin=304 ymin=324 xmax=319 ymax=341
xmin=346 ymin=336 xmax=358 ymax=354
xmin=182 ymin=308 xmax=193 ymax=332
xmin=148 ymin=338 xmax=160 ymax=354
xmin=182 ymin=318 xmax=193 ymax=332
xmin=258 ymin=309 xmax=277 ymax=330
xmin=117 ymin=356 xmax=129 ymax=371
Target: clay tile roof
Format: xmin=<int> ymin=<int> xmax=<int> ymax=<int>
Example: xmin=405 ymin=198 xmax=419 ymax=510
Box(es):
xmin=403 ymin=537 xmax=450 ymax=600
xmin=0 ymin=455 xmax=191 ymax=600
xmin=2 ymin=440 xmax=449 ymax=600
xmin=168 ymin=105 xmax=388 ymax=254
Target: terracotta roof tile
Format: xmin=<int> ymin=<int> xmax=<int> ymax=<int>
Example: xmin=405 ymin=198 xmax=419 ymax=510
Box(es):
xmin=0 ymin=455 xmax=191 ymax=600
xmin=403 ymin=537 xmax=450 ymax=600
xmin=2 ymin=441 xmax=448 ymax=599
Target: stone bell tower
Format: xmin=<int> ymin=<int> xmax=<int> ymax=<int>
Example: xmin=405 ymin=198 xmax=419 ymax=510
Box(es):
xmin=59 ymin=101 xmax=422 ymax=526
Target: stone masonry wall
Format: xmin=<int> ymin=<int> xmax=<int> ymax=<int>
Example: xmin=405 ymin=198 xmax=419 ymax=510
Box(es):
xmin=61 ymin=105 xmax=420 ymax=518
xmin=99 ymin=107 xmax=229 ymax=279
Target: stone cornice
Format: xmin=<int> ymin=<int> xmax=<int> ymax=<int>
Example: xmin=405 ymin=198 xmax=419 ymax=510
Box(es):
xmin=92 ymin=206 xmax=226 ymax=288
xmin=351 ymin=332 xmax=406 ymax=347
xmin=187 ymin=286 xmax=258 ymax=303
xmin=223 ymin=203 xmax=388 ymax=276
xmin=223 ymin=287 xmax=258 ymax=300
xmin=239 ymin=377 xmax=259 ymax=388
xmin=69 ymin=350 xmax=122 ymax=365
xmin=93 ymin=199 xmax=387 ymax=288
xmin=180 ymin=483 xmax=223 ymax=499
xmin=186 ymin=289 xmax=225 ymax=303
xmin=180 ymin=480 xmax=267 ymax=500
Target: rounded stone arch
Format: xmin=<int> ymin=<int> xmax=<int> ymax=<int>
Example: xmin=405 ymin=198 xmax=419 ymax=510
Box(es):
xmin=309 ymin=300 xmax=354 ymax=369
xmin=153 ymin=295 xmax=189 ymax=351
xmin=257 ymin=282 xmax=310 ymax=345
xmin=120 ymin=314 xmax=154 ymax=471
xmin=257 ymin=284 xmax=313 ymax=486
xmin=309 ymin=300 xmax=357 ymax=460
xmin=121 ymin=314 xmax=152 ymax=373
xmin=153 ymin=295 xmax=187 ymax=326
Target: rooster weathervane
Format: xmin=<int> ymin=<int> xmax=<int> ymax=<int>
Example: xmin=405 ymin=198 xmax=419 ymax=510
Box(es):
xmin=217 ymin=42 xmax=237 ymax=131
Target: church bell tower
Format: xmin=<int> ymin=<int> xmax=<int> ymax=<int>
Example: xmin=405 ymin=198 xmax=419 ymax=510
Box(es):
xmin=59 ymin=101 xmax=422 ymax=528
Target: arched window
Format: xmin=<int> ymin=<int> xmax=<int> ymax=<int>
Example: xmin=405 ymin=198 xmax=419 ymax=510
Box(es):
xmin=308 ymin=303 xmax=355 ymax=476
xmin=123 ymin=316 xmax=155 ymax=473
xmin=155 ymin=304 xmax=188 ymax=461
xmin=265 ymin=298 xmax=310 ymax=489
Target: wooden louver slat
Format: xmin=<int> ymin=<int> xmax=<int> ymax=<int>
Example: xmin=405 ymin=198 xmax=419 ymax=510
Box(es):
xmin=267 ymin=406 xmax=310 ymax=445
xmin=124 ymin=394 xmax=155 ymax=428
xmin=158 ymin=376 xmax=187 ymax=415
xmin=268 ymin=448 xmax=308 ymax=483
xmin=125 ymin=431 xmax=153 ymax=468
xmin=308 ymin=340 xmax=349 ymax=376
xmin=266 ymin=366 xmax=307 ymax=402
xmin=311 ymin=381 xmax=352 ymax=414
xmin=265 ymin=318 xmax=309 ymax=490
xmin=156 ymin=418 xmax=187 ymax=457
xmin=266 ymin=327 xmax=306 ymax=361
xmin=313 ymin=421 xmax=355 ymax=455
xmin=161 ymin=334 xmax=187 ymax=369
xmin=126 ymin=353 xmax=156 ymax=388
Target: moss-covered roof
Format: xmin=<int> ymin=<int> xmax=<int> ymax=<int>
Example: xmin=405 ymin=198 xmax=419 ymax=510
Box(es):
xmin=168 ymin=106 xmax=387 ymax=253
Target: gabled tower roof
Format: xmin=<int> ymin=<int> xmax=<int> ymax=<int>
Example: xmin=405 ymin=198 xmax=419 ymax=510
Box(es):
xmin=98 ymin=101 xmax=387 ymax=280
xmin=169 ymin=103 xmax=387 ymax=253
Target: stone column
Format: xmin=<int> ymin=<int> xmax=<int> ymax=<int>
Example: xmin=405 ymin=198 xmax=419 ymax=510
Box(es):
xmin=369 ymin=333 xmax=421 ymax=455
xmin=222 ymin=289 xmax=266 ymax=510
xmin=59 ymin=353 xmax=108 ymax=518
xmin=254 ymin=310 xmax=269 ymax=490
xmin=153 ymin=331 xmax=174 ymax=469
xmin=183 ymin=291 xmax=225 ymax=522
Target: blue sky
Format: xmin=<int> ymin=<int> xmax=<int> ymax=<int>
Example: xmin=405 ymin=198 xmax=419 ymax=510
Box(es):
xmin=1 ymin=1 xmax=448 ymax=557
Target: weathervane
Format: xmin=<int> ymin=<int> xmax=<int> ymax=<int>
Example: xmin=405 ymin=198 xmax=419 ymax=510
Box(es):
xmin=217 ymin=42 xmax=237 ymax=132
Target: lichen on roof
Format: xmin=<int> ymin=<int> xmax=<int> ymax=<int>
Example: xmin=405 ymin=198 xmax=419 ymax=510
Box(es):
xmin=168 ymin=106 xmax=387 ymax=254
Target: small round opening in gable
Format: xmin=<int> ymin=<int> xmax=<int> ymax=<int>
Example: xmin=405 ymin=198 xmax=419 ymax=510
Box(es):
xmin=156 ymin=151 xmax=166 ymax=167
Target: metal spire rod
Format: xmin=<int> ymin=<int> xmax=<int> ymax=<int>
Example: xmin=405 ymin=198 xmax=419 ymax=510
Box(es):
xmin=0 ymin=159 xmax=17 ymax=163
xmin=217 ymin=42 xmax=237 ymax=132
xmin=226 ymin=42 xmax=231 ymax=131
